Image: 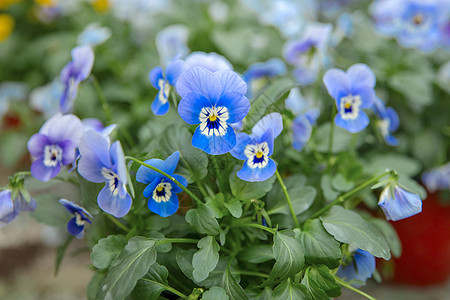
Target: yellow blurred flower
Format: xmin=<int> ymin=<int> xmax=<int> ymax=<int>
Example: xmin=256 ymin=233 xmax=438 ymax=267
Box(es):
xmin=0 ymin=0 xmax=21 ymax=10
xmin=92 ymin=0 xmax=109 ymax=12
xmin=34 ymin=0 xmax=54 ymax=7
xmin=0 ymin=13 xmax=14 ymax=42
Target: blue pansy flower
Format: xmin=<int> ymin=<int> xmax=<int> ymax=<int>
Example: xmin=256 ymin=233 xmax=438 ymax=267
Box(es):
xmin=0 ymin=189 xmax=36 ymax=228
xmin=149 ymin=59 xmax=185 ymax=115
xmin=177 ymin=66 xmax=250 ymax=155
xmin=77 ymin=131 xmax=132 ymax=218
xmin=337 ymin=248 xmax=376 ymax=286
xmin=378 ymin=183 xmax=422 ymax=221
xmin=59 ymin=199 xmax=92 ymax=239
xmin=372 ymin=97 xmax=400 ymax=146
xmin=230 ymin=113 xmax=283 ymax=182
xmin=156 ymin=25 xmax=190 ymax=67
xmin=422 ymin=162 xmax=450 ymax=193
xmin=135 ymin=151 xmax=188 ymax=217
xmin=27 ymin=113 xmax=84 ymax=182
xmin=243 ymin=58 xmax=286 ymax=99
xmin=323 ymin=63 xmax=376 ymax=133
xmin=29 ymin=79 xmax=63 ymax=119
xmin=292 ymin=108 xmax=320 ymax=151
xmin=184 ymin=51 xmax=233 ymax=72
xmin=77 ymin=23 xmax=112 ymax=47
xmin=59 ymin=45 xmax=94 ymax=113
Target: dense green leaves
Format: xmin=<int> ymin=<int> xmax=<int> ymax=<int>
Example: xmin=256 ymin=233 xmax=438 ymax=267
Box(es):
xmin=131 ymin=263 xmax=171 ymax=300
xmin=221 ymin=267 xmax=249 ymax=300
xmin=185 ymin=203 xmax=220 ymax=236
xmin=97 ymin=237 xmax=157 ymax=300
xmin=91 ymin=235 xmax=127 ymax=269
xmin=272 ymin=278 xmax=311 ymax=300
xmin=370 ymin=218 xmax=402 ymax=258
xmin=229 ymin=172 xmax=276 ymax=200
xmin=193 ymin=236 xmax=220 ymax=282
xmin=224 ymin=197 xmax=243 ymax=218
xmin=202 ymin=286 xmax=229 ymax=300
xmin=240 ymin=245 xmax=274 ymax=264
xmin=266 ymin=186 xmax=316 ymax=215
xmin=300 ymin=219 xmax=341 ymax=269
xmin=268 ymin=230 xmax=304 ymax=283
xmin=301 ymin=265 xmax=341 ymax=300
xmin=321 ymin=206 xmax=391 ymax=260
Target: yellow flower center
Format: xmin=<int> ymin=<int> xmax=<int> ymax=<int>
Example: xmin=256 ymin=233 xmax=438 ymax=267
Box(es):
xmin=0 ymin=14 xmax=14 ymax=42
xmin=156 ymin=186 xmax=164 ymax=192
xmin=209 ymin=114 xmax=217 ymax=122
xmin=413 ymin=14 xmax=424 ymax=25
xmin=344 ymin=102 xmax=352 ymax=109
xmin=255 ymin=151 xmax=263 ymax=159
xmin=35 ymin=0 xmax=54 ymax=6
xmin=92 ymin=0 xmax=110 ymax=12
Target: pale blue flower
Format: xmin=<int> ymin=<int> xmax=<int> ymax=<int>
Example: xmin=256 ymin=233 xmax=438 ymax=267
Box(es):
xmin=156 ymin=25 xmax=190 ymax=66
xmin=378 ymin=184 xmax=422 ymax=221
xmin=422 ymin=162 xmax=450 ymax=192
xmin=77 ymin=23 xmax=112 ymax=47
xmin=184 ymin=51 xmax=233 ymax=72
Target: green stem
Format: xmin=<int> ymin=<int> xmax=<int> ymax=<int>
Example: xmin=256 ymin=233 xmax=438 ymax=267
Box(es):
xmin=125 ymin=156 xmax=203 ymax=204
xmin=14 ymin=171 xmax=32 ymax=178
xmin=275 ymin=169 xmax=300 ymax=228
xmin=156 ymin=238 xmax=198 ymax=245
xmin=310 ymin=171 xmax=391 ymax=219
xmin=105 ymin=214 xmax=130 ymax=232
xmin=234 ymin=223 xmax=276 ymax=234
xmin=91 ymin=76 xmax=113 ymax=124
xmin=328 ymin=105 xmax=337 ymax=161
xmin=235 ymin=270 xmax=269 ymax=278
xmin=140 ymin=278 xmax=187 ymax=299
xmin=334 ymin=276 xmax=377 ymax=300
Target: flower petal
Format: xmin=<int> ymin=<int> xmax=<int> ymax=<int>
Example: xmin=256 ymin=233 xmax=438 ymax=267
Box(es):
xmin=323 ymin=69 xmax=350 ymax=100
xmin=215 ymin=92 xmax=250 ymax=124
xmin=148 ymin=193 xmax=179 ymax=217
xmin=292 ymin=115 xmax=312 ymax=151
xmin=334 ymin=111 xmax=369 ymax=133
xmin=110 ymin=141 xmax=127 ymax=183
xmin=97 ymin=185 xmax=132 ymax=218
xmin=176 ymin=66 xmax=221 ymax=100
xmin=136 ymin=152 xmax=180 ymax=184
xmin=171 ymin=174 xmax=188 ymax=194
xmin=215 ymin=69 xmax=247 ymax=95
xmin=149 ymin=66 xmax=164 ymax=89
xmin=0 ymin=190 xmax=14 ymax=220
xmin=386 ymin=107 xmax=399 ymax=132
xmin=143 ymin=178 xmax=162 ymax=199
xmin=31 ymin=158 xmax=61 ymax=182
xmin=151 ymin=95 xmax=170 ymax=115
xmin=347 ymin=63 xmax=376 ymax=90
xmin=251 ymin=112 xmax=283 ymax=139
xmin=40 ymin=113 xmax=84 ymax=145
xmin=237 ymin=158 xmax=276 ymax=182
xmin=67 ymin=217 xmax=85 ymax=238
xmin=78 ymin=131 xmax=111 ymax=183
xmin=27 ymin=133 xmax=51 ymax=158
xmin=178 ymin=92 xmax=212 ymax=125
xmin=165 ymin=59 xmax=185 ymax=85
xmin=192 ymin=125 xmax=236 ymax=155
xmin=379 ymin=186 xmax=422 ymax=221
xmin=71 ymin=45 xmax=94 ymax=82
xmin=230 ymin=133 xmax=253 ymax=160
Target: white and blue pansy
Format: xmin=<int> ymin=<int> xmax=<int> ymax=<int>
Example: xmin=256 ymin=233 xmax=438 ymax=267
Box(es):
xmin=77 ymin=130 xmax=132 ymax=218
xmin=59 ymin=199 xmax=92 ymax=239
xmin=372 ymin=97 xmax=400 ymax=146
xmin=378 ymin=184 xmax=422 ymax=221
xmin=231 ymin=113 xmax=283 ymax=182
xmin=323 ymin=63 xmax=376 ymax=133
xmin=337 ymin=248 xmax=376 ymax=286
xmin=149 ymin=59 xmax=185 ymax=115
xmin=135 ymin=151 xmax=188 ymax=217
xmin=177 ymin=66 xmax=250 ymax=155
xmin=0 ymin=189 xmax=36 ymax=228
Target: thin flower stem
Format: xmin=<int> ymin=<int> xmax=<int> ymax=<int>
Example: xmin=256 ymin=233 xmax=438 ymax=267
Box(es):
xmin=125 ymin=156 xmax=203 ymax=204
xmin=327 ymin=104 xmax=337 ymax=161
xmin=234 ymin=223 xmax=276 ymax=234
xmin=334 ymin=276 xmax=377 ymax=300
xmin=235 ymin=270 xmax=270 ymax=278
xmin=309 ymin=171 xmax=391 ymax=219
xmin=275 ymin=169 xmax=300 ymax=228
xmin=14 ymin=171 xmax=32 ymax=177
xmin=140 ymin=278 xmax=187 ymax=299
xmin=91 ymin=76 xmax=113 ymax=125
xmin=105 ymin=214 xmax=130 ymax=231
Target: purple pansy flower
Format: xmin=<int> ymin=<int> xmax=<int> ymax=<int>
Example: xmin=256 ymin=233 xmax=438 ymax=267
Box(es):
xmin=177 ymin=66 xmax=250 ymax=155
xmin=0 ymin=189 xmax=36 ymax=228
xmin=77 ymin=131 xmax=131 ymax=218
xmin=378 ymin=183 xmax=422 ymax=221
xmin=27 ymin=113 xmax=84 ymax=182
xmin=243 ymin=58 xmax=286 ymax=99
xmin=149 ymin=59 xmax=185 ymax=115
xmin=337 ymin=248 xmax=376 ymax=286
xmin=59 ymin=199 xmax=92 ymax=238
xmin=230 ymin=113 xmax=283 ymax=182
xmin=136 ymin=151 xmax=188 ymax=217
xmin=323 ymin=63 xmax=376 ymax=133
xmin=59 ymin=45 xmax=94 ymax=113
xmin=372 ymin=97 xmax=400 ymax=146
xmin=422 ymin=162 xmax=450 ymax=193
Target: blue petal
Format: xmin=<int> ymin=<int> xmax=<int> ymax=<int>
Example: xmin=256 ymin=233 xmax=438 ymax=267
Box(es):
xmin=230 ymin=133 xmax=253 ymax=160
xmin=71 ymin=45 xmax=94 ymax=82
xmin=31 ymin=158 xmax=61 ymax=182
xmin=292 ymin=115 xmax=313 ymax=151
xmin=323 ymin=69 xmax=350 ymax=100
xmin=27 ymin=133 xmax=51 ymax=158
xmin=97 ymin=185 xmax=132 ymax=218
xmin=149 ymin=67 xmax=164 ymax=89
xmin=136 ymin=152 xmax=180 ymax=184
xmin=304 ymin=108 xmax=320 ymax=125
xmin=237 ymin=158 xmax=276 ymax=182
xmin=337 ymin=249 xmax=375 ymax=285
xmin=176 ymin=66 xmax=222 ymax=100
xmin=347 ymin=63 xmax=376 ymax=90
xmin=151 ymin=94 xmax=170 ymax=115
xmin=178 ymin=92 xmax=212 ymax=125
xmin=352 ymin=86 xmax=375 ymax=109
xmin=171 ymin=174 xmax=188 ymax=194
xmin=0 ymin=190 xmax=14 ymax=220
xmin=192 ymin=125 xmax=236 ymax=155
xmin=251 ymin=113 xmax=283 ymax=139
xmin=257 ymin=129 xmax=275 ymax=156
xmin=379 ymin=186 xmax=422 ymax=221
xmin=67 ymin=217 xmax=85 ymax=238
xmin=39 ymin=113 xmax=84 ymax=145
xmin=109 ymin=141 xmax=127 ymax=184
xmin=59 ymin=139 xmax=76 ymax=166
xmin=184 ymin=51 xmax=232 ymax=73
xmin=165 ymin=59 xmax=185 ymax=85
xmin=386 ymin=107 xmax=399 ymax=132
xmin=334 ymin=111 xmax=369 ymax=133
xmin=143 ymin=178 xmax=161 ymax=199
xmin=215 ymin=69 xmax=247 ymax=96
xmin=215 ymin=92 xmax=250 ymax=124
xmin=59 ymin=199 xmax=92 ymax=218
xmin=148 ymin=193 xmax=179 ymax=217
xmin=384 ymin=134 xmax=399 ymax=146
xmin=78 ymin=131 xmax=111 ymax=183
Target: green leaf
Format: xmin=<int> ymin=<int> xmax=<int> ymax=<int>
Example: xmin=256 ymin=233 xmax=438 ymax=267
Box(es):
xmin=91 ymin=235 xmax=128 ymax=269
xmin=266 ymin=186 xmax=316 ymax=215
xmin=244 ymin=77 xmax=298 ymax=130
xmin=220 ymin=267 xmax=249 ymax=300
xmin=229 ymin=171 xmax=276 ymax=200
xmin=205 ymin=193 xmax=225 ymax=219
xmin=145 ymin=215 xmax=171 ymax=231
xmin=331 ymin=174 xmax=355 ymax=192
xmin=240 ymin=245 xmax=274 ymax=264
xmin=158 ymin=125 xmax=209 ymax=182
xmin=268 ymin=230 xmax=305 ymax=283
xmin=300 ymin=219 xmax=341 ymax=269
xmin=148 ymin=231 xmax=172 ymax=253
xmin=370 ymin=218 xmax=402 ymax=258
xmin=321 ymin=206 xmax=391 ymax=260
xmin=97 ymin=236 xmax=157 ymax=300
xmin=301 ymin=265 xmax=341 ymax=299
xmin=87 ymin=273 xmax=104 ymax=300
xmin=193 ymin=236 xmax=220 ymax=282
xmin=320 ymin=175 xmax=340 ymax=202
xmin=30 ymin=194 xmax=68 ymax=228
xmin=202 ymin=286 xmax=229 ymax=300
xmin=272 ymin=278 xmax=311 ymax=300
xmin=224 ymin=198 xmax=243 ymax=218
xmin=185 ymin=203 xmax=220 ymax=236
xmin=390 ymin=73 xmax=433 ymax=106
xmin=78 ymin=173 xmax=102 ymax=215
xmin=313 ymin=122 xmax=354 ymax=153
xmin=55 ymin=235 xmax=74 ymax=276
xmin=132 ymin=263 xmax=170 ymax=300
xmin=365 ymin=154 xmax=421 ymax=177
